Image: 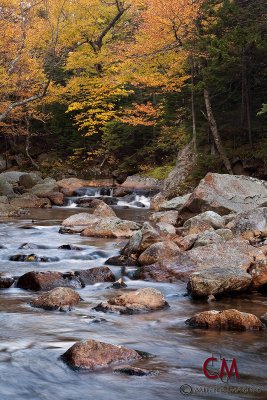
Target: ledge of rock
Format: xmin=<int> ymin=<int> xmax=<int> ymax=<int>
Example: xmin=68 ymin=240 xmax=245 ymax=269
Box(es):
xmin=137 ymin=253 xmax=199 ymax=283
xmin=81 ymin=218 xmax=141 ymax=239
xmin=179 ymin=173 xmax=267 ymax=221
xmin=31 ymin=287 xmax=81 ymax=311
xmin=185 ymin=309 xmax=264 ymax=331
xmin=188 ymin=266 xmax=252 ymax=297
xmin=61 ymin=339 xmax=142 ymax=370
xmin=57 ymin=178 xmax=89 ymax=196
xmin=94 ymin=287 xmax=168 ymax=314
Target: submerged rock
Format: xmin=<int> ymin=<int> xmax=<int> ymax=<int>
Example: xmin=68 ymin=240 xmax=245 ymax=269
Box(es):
xmin=61 ymin=339 xmax=142 ymax=370
xmin=9 ymin=254 xmax=59 ymax=262
xmin=0 ymin=276 xmax=15 ymax=289
xmin=31 ymin=287 xmax=81 ymax=311
xmin=107 ymin=278 xmax=127 ymax=289
xmin=186 ymin=309 xmax=264 ymax=331
xmin=188 ymin=267 xmax=252 ymax=297
xmin=58 ymin=244 xmax=83 ymax=251
xmin=94 ymin=287 xmax=168 ymax=314
xmin=260 ymin=313 xmax=267 ymax=326
xmin=113 ymin=365 xmax=156 ymax=376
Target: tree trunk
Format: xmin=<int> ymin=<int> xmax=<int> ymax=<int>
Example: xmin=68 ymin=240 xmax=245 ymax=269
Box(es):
xmin=245 ymin=75 xmax=252 ymax=146
xmin=25 ymin=115 xmax=39 ymax=170
xmin=191 ymin=58 xmax=197 ymax=151
xmin=204 ymin=89 xmax=233 ymax=174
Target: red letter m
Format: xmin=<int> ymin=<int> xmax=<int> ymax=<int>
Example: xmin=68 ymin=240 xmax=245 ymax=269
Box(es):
xmin=219 ymin=358 xmax=239 ymax=381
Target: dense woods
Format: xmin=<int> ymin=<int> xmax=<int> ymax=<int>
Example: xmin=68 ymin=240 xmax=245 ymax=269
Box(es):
xmin=0 ymin=0 xmax=266 ymax=181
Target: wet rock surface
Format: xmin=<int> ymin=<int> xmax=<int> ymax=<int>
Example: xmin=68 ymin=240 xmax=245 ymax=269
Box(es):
xmin=188 ymin=267 xmax=252 ymax=297
xmin=94 ymin=287 xmax=168 ymax=314
xmin=179 ymin=173 xmax=267 ymax=220
xmin=186 ymin=309 xmax=264 ymax=331
xmin=31 ymin=287 xmax=81 ymax=311
xmin=0 ymin=275 xmax=15 ymax=289
xmin=17 ymin=271 xmax=83 ymax=291
xmin=138 ymin=241 xmax=181 ymax=266
xmin=113 ymin=365 xmax=156 ymax=376
xmin=75 ymin=267 xmax=115 ymax=285
xmin=61 ymin=339 xmax=142 ymax=370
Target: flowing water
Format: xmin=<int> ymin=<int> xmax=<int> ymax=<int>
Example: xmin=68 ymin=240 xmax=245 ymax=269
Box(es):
xmin=0 ymin=206 xmax=266 ymax=400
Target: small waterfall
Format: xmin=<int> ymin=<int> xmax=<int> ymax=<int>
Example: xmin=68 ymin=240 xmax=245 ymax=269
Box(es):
xmin=63 ymin=186 xmax=153 ymax=209
xmin=117 ymin=195 xmax=150 ymax=208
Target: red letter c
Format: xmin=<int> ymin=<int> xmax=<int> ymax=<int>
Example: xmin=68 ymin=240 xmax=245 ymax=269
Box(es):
xmin=203 ymin=357 xmax=218 ymax=379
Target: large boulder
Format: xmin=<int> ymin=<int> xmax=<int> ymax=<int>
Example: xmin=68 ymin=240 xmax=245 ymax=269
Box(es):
xmin=30 ymin=287 xmax=81 ymax=311
xmin=17 ymin=271 xmax=83 ymax=291
xmin=92 ymin=201 xmax=116 ymax=218
xmin=187 ymin=239 xmax=265 ymax=272
xmin=10 ymin=193 xmax=51 ymax=208
xmin=163 ymin=142 xmax=197 ymax=199
xmin=159 ymin=194 xmax=191 ymax=211
xmin=138 ymin=241 xmax=181 ymax=266
xmin=0 ymin=176 xmax=15 ymax=197
xmin=150 ymin=193 xmax=166 ymax=211
xmin=149 ymin=211 xmax=178 ymax=225
xmin=179 ymin=173 xmax=267 ymax=221
xmin=47 ymin=192 xmax=64 ymax=206
xmin=188 ymin=266 xmax=252 ymax=297
xmin=186 ymin=309 xmax=264 ymax=331
xmin=94 ymin=287 xmax=168 ymax=314
xmin=19 ymin=173 xmax=43 ymax=189
xmin=81 ymin=218 xmax=141 ymax=238
xmin=183 ymin=211 xmax=225 ymax=233
xmin=61 ymin=339 xmax=142 ymax=370
xmin=193 ymin=231 xmax=224 ymax=248
xmin=0 ymin=202 xmax=23 ymax=217
xmin=75 ymin=267 xmax=115 ymax=285
xmin=138 ymin=253 xmax=199 ymax=283
xmin=122 ymin=222 xmax=163 ymax=258
xmin=62 ymin=213 xmax=99 ymax=227
xmin=0 ymin=171 xmax=26 ymax=185
xmin=121 ymin=175 xmax=163 ymax=190
xmin=57 ymin=178 xmax=89 ymax=196
xmin=227 ymin=207 xmax=267 ymax=236
xmin=30 ymin=182 xmax=58 ymax=198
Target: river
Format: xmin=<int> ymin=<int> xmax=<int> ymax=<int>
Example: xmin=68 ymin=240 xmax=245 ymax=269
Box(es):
xmin=0 ymin=205 xmax=266 ymax=400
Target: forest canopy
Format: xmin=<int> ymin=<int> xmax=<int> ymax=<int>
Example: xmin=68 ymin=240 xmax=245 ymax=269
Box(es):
xmin=0 ymin=0 xmax=266 ymax=179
